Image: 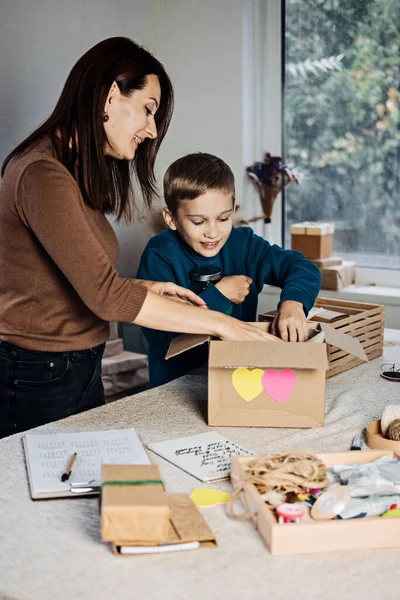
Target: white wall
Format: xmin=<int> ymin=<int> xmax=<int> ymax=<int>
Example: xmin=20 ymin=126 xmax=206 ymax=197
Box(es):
xmin=0 ymin=0 xmax=245 ymax=277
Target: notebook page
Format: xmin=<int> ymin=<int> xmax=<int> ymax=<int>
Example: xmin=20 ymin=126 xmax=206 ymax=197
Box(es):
xmin=24 ymin=429 xmax=150 ymax=497
xmin=148 ymin=432 xmax=252 ymax=482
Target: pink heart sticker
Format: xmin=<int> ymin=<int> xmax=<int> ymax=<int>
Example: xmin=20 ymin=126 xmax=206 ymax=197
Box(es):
xmin=261 ymin=369 xmax=297 ymax=403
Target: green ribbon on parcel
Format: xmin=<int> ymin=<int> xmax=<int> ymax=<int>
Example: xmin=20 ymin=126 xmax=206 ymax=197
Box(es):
xmin=102 ymin=479 xmax=163 ymax=487
xmin=100 ymin=479 xmax=164 ymax=510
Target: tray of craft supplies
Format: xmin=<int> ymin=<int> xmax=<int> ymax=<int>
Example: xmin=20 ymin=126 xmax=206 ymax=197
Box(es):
xmin=229 ymin=450 xmax=400 ymax=555
xmin=259 ymin=297 xmax=384 ymax=378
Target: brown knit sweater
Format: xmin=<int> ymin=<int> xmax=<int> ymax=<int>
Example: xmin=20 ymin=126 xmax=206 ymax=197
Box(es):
xmin=0 ymin=138 xmax=147 ymax=351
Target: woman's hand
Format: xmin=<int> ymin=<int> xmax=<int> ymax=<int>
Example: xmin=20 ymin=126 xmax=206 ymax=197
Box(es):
xmin=271 ymin=300 xmax=309 ymax=342
xmin=137 ymin=280 xmax=207 ymax=308
xmin=218 ymin=318 xmax=279 ymax=342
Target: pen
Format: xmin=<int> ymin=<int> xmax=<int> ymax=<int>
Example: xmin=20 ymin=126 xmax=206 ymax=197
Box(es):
xmin=61 ymin=452 xmax=77 ymax=482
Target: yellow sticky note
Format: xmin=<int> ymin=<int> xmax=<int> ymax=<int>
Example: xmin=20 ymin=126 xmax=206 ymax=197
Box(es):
xmin=190 ymin=488 xmax=231 ymax=507
xmin=232 ymin=368 xmax=264 ymax=402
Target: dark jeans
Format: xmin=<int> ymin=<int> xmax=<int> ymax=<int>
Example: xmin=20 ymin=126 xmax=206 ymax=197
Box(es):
xmin=0 ymin=340 xmax=105 ymax=439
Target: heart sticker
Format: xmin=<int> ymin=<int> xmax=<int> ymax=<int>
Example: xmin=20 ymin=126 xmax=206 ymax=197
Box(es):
xmin=232 ymin=368 xmax=264 ymax=402
xmin=261 ymin=369 xmax=297 ymax=403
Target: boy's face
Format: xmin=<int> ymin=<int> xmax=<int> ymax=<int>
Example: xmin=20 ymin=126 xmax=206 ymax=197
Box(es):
xmin=164 ymin=190 xmax=235 ymax=257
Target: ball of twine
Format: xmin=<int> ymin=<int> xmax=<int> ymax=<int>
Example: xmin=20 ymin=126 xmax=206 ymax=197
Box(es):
xmin=227 ymin=451 xmax=328 ymax=520
xmin=381 ymin=405 xmax=400 ymax=436
xmin=387 ymin=419 xmax=400 ymax=441
xmin=237 ymin=451 xmax=327 ymax=499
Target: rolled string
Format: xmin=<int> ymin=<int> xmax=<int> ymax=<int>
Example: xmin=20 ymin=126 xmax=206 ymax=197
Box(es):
xmin=227 ymin=451 xmax=328 ymax=520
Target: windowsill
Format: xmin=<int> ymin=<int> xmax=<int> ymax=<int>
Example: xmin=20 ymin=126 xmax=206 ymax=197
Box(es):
xmin=262 ymin=284 xmax=400 ymax=307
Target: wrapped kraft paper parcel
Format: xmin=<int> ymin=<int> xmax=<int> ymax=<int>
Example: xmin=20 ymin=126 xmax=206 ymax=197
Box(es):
xmin=290 ymin=221 xmax=355 ymax=290
xmin=101 ymin=464 xmax=170 ymax=544
xmin=165 ymin=321 xmax=367 ymax=429
xmin=100 ymin=464 xmax=216 ymax=555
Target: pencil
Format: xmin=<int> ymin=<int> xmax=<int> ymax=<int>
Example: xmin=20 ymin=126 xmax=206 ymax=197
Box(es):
xmin=61 ymin=452 xmax=77 ymax=482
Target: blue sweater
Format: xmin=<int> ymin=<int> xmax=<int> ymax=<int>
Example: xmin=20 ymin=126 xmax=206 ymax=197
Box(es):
xmin=137 ymin=227 xmax=321 ymax=388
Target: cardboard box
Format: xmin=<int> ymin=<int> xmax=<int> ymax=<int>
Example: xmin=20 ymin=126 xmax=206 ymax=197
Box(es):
xmin=311 ymin=256 xmax=342 ymax=268
xmin=230 ymin=450 xmax=400 ymax=555
xmin=166 ymin=322 xmax=366 ymax=428
xmin=291 ymin=222 xmax=334 ymax=259
xmin=101 ymin=464 xmax=170 ymax=543
xmin=314 ymin=297 xmax=384 ymax=377
xmin=320 ymin=260 xmax=355 ymax=290
xmin=112 ymin=493 xmax=217 ymax=555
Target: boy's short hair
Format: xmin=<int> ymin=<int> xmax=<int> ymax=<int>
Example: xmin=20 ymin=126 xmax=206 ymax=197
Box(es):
xmin=164 ymin=152 xmax=235 ymax=214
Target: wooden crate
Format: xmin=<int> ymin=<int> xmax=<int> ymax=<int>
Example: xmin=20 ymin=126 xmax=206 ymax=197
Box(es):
xmin=314 ymin=297 xmax=384 ymax=377
xmin=230 ymin=450 xmax=400 ymax=555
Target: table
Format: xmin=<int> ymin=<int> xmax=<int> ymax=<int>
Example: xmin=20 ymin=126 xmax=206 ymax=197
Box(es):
xmin=1 ymin=330 xmax=400 ymax=600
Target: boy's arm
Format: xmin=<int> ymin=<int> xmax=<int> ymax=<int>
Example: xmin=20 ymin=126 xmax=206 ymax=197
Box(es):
xmin=245 ymin=230 xmax=321 ymax=314
xmin=245 ymin=230 xmax=321 ymax=341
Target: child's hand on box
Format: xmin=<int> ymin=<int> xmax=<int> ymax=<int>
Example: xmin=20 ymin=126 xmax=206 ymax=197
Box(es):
xmin=215 ymin=275 xmax=252 ymax=304
xmin=271 ymin=300 xmax=309 ymax=342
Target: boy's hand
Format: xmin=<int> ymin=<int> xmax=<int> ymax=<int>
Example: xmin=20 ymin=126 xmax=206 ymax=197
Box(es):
xmin=215 ymin=275 xmax=252 ymax=304
xmin=271 ymin=300 xmax=309 ymax=342
xmin=137 ymin=280 xmax=207 ymax=308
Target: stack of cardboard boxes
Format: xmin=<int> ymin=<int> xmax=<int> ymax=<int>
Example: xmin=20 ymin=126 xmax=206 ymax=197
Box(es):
xmin=290 ymin=222 xmax=356 ymax=290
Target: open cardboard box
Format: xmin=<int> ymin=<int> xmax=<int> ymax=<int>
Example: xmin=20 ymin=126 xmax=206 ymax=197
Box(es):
xmin=230 ymin=450 xmax=400 ymax=555
xmin=166 ymin=322 xmax=367 ymax=428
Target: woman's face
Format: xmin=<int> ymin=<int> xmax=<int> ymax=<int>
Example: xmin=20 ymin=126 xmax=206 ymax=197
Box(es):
xmin=103 ymin=74 xmax=161 ymax=160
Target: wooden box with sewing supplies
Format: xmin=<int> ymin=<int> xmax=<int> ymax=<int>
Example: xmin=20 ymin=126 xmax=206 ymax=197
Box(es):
xmin=228 ymin=450 xmax=400 ymax=555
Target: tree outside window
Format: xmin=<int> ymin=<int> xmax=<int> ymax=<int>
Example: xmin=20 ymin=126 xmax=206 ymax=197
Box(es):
xmin=284 ymin=0 xmax=400 ymax=269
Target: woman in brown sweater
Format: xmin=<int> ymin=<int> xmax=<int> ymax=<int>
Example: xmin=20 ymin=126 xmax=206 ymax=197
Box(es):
xmin=0 ymin=37 xmax=273 ymax=438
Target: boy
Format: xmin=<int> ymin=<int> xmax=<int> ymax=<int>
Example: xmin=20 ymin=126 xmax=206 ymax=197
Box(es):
xmin=137 ymin=153 xmax=322 ymax=388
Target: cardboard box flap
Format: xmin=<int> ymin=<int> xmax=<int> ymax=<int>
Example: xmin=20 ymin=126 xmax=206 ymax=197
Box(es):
xmin=320 ymin=323 xmax=368 ymax=361
xmin=166 ymin=334 xmax=212 ymax=360
xmin=208 ymin=341 xmax=329 ymax=370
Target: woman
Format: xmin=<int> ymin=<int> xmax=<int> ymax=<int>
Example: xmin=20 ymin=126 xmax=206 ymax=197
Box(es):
xmin=0 ymin=37 xmax=274 ymax=439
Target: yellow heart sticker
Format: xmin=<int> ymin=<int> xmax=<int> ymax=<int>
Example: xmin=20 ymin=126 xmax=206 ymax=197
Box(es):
xmin=232 ymin=368 xmax=264 ymax=402
xmin=190 ymin=488 xmax=231 ymax=507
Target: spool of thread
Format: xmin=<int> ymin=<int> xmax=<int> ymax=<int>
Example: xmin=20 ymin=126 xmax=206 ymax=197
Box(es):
xmin=381 ymin=405 xmax=400 ymax=437
xmin=387 ymin=419 xmax=400 ymax=441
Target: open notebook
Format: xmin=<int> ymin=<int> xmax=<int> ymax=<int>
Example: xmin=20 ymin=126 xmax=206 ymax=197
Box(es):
xmin=147 ymin=432 xmax=252 ymax=482
xmin=23 ymin=428 xmax=150 ymax=499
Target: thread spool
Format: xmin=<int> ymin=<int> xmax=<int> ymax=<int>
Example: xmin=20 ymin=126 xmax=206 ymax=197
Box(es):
xmin=381 ymin=405 xmax=400 ymax=437
xmin=387 ymin=419 xmax=400 ymax=442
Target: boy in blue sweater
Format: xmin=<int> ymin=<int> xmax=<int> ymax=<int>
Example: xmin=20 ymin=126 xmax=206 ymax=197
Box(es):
xmin=137 ymin=153 xmax=322 ymax=388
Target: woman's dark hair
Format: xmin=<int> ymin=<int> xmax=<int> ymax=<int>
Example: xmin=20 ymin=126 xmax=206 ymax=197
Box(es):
xmin=1 ymin=37 xmax=174 ymax=222
xmin=164 ymin=152 xmax=235 ymax=214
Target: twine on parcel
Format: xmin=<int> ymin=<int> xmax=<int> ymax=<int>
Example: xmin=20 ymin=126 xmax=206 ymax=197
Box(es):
xmin=227 ymin=451 xmax=328 ymax=521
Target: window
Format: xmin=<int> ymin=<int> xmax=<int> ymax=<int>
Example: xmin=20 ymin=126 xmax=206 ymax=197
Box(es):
xmin=283 ymin=0 xmax=400 ymax=270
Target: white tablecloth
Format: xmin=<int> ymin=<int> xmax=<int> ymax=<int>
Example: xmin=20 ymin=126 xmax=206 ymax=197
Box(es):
xmin=1 ymin=330 xmax=400 ymax=600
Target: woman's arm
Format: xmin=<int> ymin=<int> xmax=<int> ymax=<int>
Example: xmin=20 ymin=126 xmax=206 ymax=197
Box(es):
xmin=134 ymin=290 xmax=278 ymax=341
